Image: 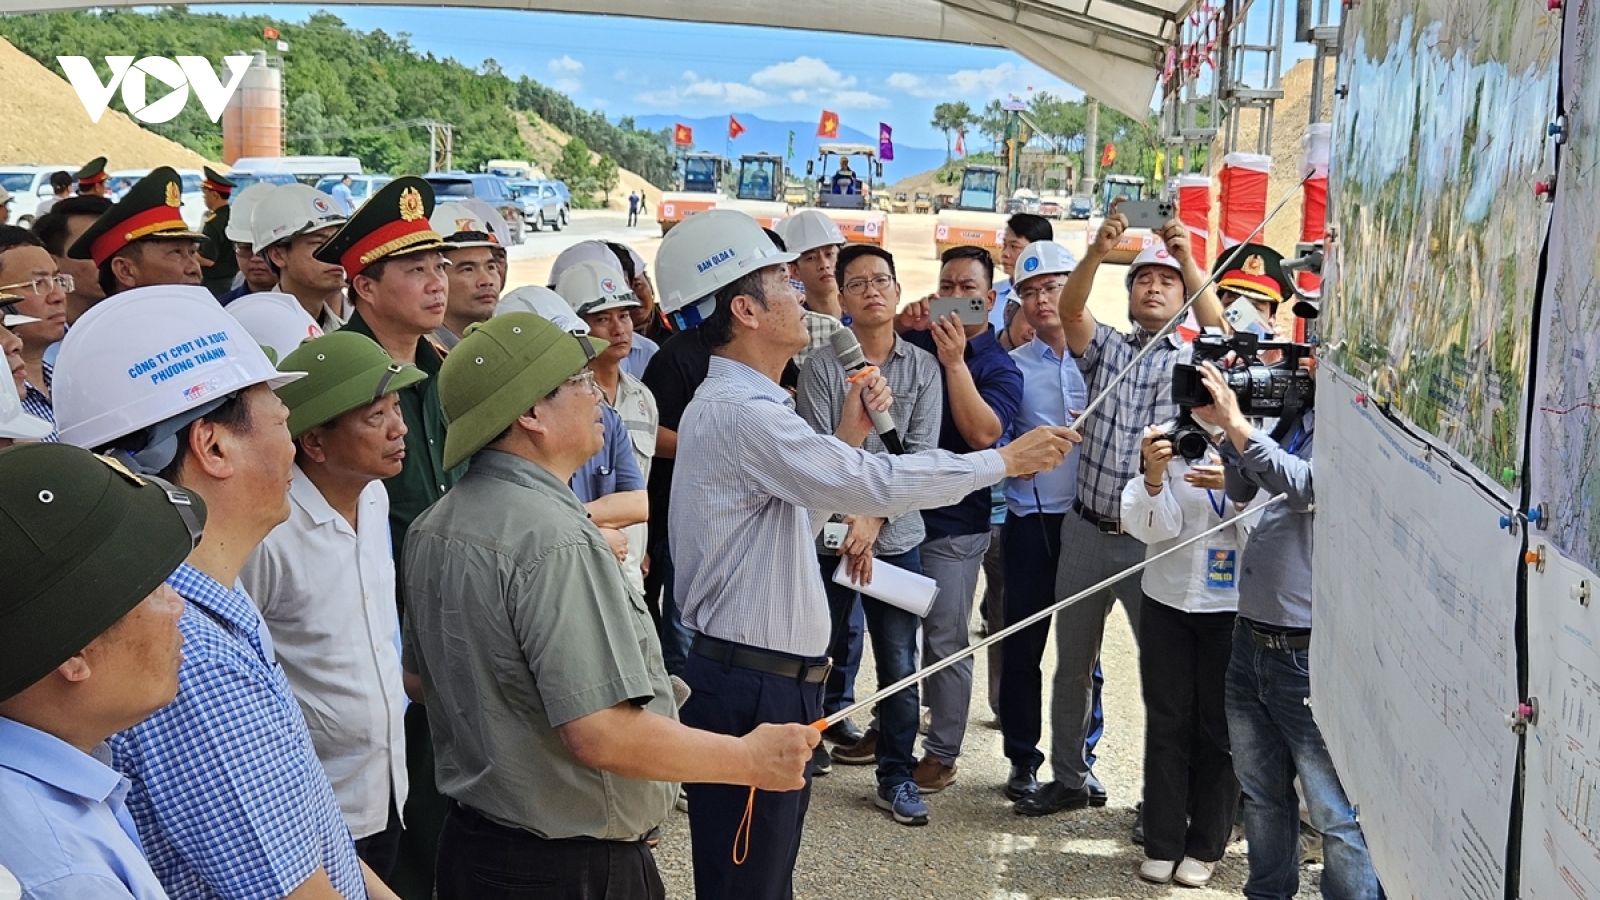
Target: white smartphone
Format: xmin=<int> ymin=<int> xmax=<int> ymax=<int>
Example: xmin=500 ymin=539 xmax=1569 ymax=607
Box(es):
xmin=930 ymin=295 xmax=988 ymax=327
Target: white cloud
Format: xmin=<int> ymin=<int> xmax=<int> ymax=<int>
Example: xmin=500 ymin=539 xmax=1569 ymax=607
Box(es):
xmin=636 ymin=72 xmax=773 ymax=109
xmin=751 ymin=56 xmax=855 ymax=91
xmin=886 ymin=63 xmax=1032 ymax=99
xmin=830 ymin=90 xmax=890 ymax=110
xmin=548 ymin=55 xmax=583 ymax=75
xmin=551 ymin=78 xmax=583 ymax=94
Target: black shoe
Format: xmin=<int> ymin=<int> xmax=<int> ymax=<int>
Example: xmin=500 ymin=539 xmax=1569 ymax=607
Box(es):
xmin=822 ymin=718 xmax=864 ymax=746
xmin=1013 ymin=780 xmax=1090 ymax=817
xmin=1131 ymin=802 xmax=1145 ymax=845
xmin=1003 ymin=765 xmax=1040 ymax=801
xmin=1085 ymin=771 xmax=1108 ymax=807
xmin=810 ymin=743 xmax=832 ymax=777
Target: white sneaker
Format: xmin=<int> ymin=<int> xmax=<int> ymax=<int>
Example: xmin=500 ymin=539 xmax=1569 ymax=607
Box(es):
xmin=1138 ymin=859 xmax=1177 ymax=884
xmin=1174 ymin=857 xmax=1216 ymax=887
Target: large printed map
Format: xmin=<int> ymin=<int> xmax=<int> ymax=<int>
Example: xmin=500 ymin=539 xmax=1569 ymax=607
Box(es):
xmin=1329 ymin=0 xmax=1559 ymax=480
xmin=1530 ymin=0 xmax=1600 ymax=574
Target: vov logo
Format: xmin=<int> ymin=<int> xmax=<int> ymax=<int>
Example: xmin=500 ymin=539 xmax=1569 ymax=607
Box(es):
xmin=59 ymin=56 xmax=251 ymax=124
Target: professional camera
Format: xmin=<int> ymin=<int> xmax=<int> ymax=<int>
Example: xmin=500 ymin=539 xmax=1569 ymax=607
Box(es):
xmin=1162 ymin=330 xmax=1315 ymax=460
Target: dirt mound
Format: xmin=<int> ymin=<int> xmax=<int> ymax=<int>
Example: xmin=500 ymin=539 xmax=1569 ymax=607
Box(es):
xmin=0 ymin=38 xmax=214 ymax=170
xmin=512 ymin=111 xmax=661 ymax=213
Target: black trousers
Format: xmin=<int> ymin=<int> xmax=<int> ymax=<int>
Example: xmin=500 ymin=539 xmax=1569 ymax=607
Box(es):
xmin=1138 ymin=596 xmax=1239 ymax=863
xmin=436 ymin=801 xmax=665 ymax=900
xmin=353 ymin=796 xmax=403 ymax=882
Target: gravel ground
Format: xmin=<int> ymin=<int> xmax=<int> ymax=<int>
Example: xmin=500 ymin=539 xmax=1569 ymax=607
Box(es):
xmin=651 ymin=580 xmax=1322 ymax=899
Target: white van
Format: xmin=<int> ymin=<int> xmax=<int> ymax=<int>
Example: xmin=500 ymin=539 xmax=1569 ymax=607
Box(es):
xmin=0 ymin=165 xmax=77 ymax=226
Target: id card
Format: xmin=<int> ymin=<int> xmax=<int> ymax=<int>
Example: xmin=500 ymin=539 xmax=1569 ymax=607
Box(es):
xmin=1206 ymin=548 xmax=1238 ymax=590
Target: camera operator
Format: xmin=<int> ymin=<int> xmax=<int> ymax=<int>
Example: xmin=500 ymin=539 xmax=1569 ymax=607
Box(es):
xmin=1191 ymin=360 xmax=1382 ymax=900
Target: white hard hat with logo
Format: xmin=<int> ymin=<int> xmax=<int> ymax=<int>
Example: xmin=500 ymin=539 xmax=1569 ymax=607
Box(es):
xmin=555 ymin=260 xmax=641 ymax=317
xmin=656 ymin=209 xmax=797 ymax=328
xmin=495 ymin=285 xmax=587 ymax=334
xmin=459 ymin=198 xmax=512 ymax=248
xmin=775 ymin=209 xmax=846 ymax=255
xmin=431 ymin=200 xmax=500 ymax=250
xmin=548 ymin=240 xmax=623 ymax=287
xmin=1124 ymin=243 xmax=1184 ymax=290
xmin=53 ymin=285 xmax=304 ymax=472
xmin=1013 ymin=241 xmax=1079 ymax=286
xmin=251 ymin=183 xmax=347 ymax=254
xmin=226 ymin=292 xmax=325 ymax=364
xmin=224 ymin=182 xmax=278 ymax=245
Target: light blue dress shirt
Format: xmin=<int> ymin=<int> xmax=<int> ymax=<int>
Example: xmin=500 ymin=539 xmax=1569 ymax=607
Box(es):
xmin=1004 ymin=336 xmax=1089 ymax=516
xmin=621 ymin=333 xmax=659 ymax=380
xmin=0 ymin=717 xmax=169 ymax=899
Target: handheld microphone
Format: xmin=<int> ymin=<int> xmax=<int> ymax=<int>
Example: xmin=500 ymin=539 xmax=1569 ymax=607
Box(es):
xmin=829 ymin=328 xmax=906 ymax=454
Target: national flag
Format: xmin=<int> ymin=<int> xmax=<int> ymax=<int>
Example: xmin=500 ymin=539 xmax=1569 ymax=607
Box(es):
xmin=1102 ymin=142 xmax=1117 ymax=168
xmin=955 ymin=129 xmax=966 ymax=157
xmin=673 ymin=123 xmax=693 ymax=146
xmin=787 ymin=130 xmax=795 ymax=159
xmin=263 ymin=26 xmax=280 ymax=39
xmin=729 ymin=116 xmax=746 ymax=140
xmin=817 ymin=110 xmax=839 ymax=139
xmin=1154 ymin=150 xmax=1166 ymax=181
xmin=878 ymin=123 xmax=894 ymax=161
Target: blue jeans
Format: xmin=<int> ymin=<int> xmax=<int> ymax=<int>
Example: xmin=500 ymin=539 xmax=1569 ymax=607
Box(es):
xmin=1226 ymin=621 xmax=1382 ymax=900
xmin=819 ymin=548 xmax=922 ymax=788
xmin=651 ymin=539 xmax=693 ymax=676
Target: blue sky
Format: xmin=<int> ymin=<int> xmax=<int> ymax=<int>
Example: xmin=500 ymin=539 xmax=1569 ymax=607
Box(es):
xmin=207 ymin=5 xmax=1315 ymax=148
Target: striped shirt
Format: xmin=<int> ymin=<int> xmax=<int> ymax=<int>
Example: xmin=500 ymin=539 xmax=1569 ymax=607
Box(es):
xmin=1074 ymin=322 xmax=1187 ymax=520
xmin=799 ymin=311 xmax=843 ymax=367
xmin=21 ymin=380 xmax=55 ymax=443
xmin=111 ymin=563 xmax=365 ymax=900
xmin=796 ymin=334 xmax=944 ymax=556
xmin=671 ymin=356 xmax=1007 ymax=656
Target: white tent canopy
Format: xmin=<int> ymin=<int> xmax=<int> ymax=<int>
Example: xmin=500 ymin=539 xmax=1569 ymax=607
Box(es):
xmin=17 ymin=0 xmax=1195 ymax=117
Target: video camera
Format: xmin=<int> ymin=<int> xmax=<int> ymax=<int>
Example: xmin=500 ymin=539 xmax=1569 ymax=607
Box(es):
xmin=1162 ymin=330 xmax=1316 ymax=460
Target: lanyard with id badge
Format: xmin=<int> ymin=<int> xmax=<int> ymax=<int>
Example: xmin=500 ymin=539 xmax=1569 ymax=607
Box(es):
xmin=1202 ymin=487 xmax=1238 ymax=590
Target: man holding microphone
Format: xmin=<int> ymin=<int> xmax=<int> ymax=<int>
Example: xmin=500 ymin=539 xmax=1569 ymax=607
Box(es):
xmin=661 ymin=210 xmax=1081 ymax=900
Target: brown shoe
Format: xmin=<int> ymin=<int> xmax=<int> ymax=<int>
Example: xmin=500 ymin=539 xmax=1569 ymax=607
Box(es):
xmin=831 ymin=728 xmax=878 ymax=765
xmin=913 ymin=755 xmax=958 ymax=794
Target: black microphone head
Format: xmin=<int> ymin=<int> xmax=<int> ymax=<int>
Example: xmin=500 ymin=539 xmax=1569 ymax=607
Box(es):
xmin=829 ymin=326 xmax=867 ymax=371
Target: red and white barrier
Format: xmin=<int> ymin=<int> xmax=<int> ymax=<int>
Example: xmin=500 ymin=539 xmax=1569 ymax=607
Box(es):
xmin=1218 ymin=152 xmax=1271 ymax=250
xmin=1176 ymin=174 xmax=1213 ymax=269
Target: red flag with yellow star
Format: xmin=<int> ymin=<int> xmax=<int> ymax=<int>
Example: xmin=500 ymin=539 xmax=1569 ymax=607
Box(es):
xmin=673 ymin=123 xmax=693 ymax=146
xmin=817 ymin=110 xmax=839 ymax=139
xmin=729 ymin=116 xmax=746 ymax=140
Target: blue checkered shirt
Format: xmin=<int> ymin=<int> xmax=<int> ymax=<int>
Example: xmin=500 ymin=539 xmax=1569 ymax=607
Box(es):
xmin=1074 ymin=322 xmax=1187 ymax=519
xmin=21 ymin=357 xmax=57 ymax=442
xmin=110 ymin=563 xmax=366 ymax=900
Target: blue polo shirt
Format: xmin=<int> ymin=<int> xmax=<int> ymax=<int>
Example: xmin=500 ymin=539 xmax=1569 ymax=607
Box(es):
xmin=0 ymin=718 xmax=169 ymax=900
xmin=1003 ymin=337 xmax=1088 ymax=516
xmin=570 ymin=405 xmax=646 ymax=503
xmin=904 ymin=327 xmax=1023 ymax=538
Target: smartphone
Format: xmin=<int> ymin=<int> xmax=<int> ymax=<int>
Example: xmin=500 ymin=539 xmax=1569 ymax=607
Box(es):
xmin=1119 ymin=199 xmax=1175 ymax=230
xmin=1222 ymin=296 xmax=1274 ymax=337
xmin=929 ymin=295 xmax=988 ymax=327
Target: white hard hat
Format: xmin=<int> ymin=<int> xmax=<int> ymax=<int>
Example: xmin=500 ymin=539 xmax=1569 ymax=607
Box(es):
xmin=656 ymin=210 xmax=797 ymax=325
xmin=251 ymin=183 xmax=347 ymax=254
xmin=1124 ymin=243 xmax=1184 ymax=290
xmin=459 ymin=198 xmax=512 ymax=248
xmin=0 ymin=377 xmax=52 ymax=441
xmin=431 ymin=200 xmax=500 ymax=249
xmin=548 ymin=240 xmax=623 ymax=287
xmin=226 ymin=292 xmax=325 ymax=363
xmin=627 ymin=245 xmax=648 ymax=277
xmin=54 ymin=285 xmax=304 ymax=469
xmin=495 ymin=285 xmax=587 ymax=335
xmin=224 ymin=183 xmax=277 ymax=245
xmin=1013 ymin=241 xmax=1079 ymax=286
xmin=775 ymin=209 xmax=846 ymax=255
xmin=555 ymin=260 xmax=640 ymax=317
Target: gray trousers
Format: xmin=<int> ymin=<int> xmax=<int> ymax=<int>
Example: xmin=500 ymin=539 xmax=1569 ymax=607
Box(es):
xmin=982 ymin=523 xmax=1006 ymax=718
xmin=1049 ymin=511 xmax=1144 ymax=787
xmin=919 ymin=532 xmax=989 ymax=764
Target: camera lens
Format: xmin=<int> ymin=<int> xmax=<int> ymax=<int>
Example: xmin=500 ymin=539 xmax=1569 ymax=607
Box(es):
xmin=1175 ymin=429 xmax=1212 ymax=461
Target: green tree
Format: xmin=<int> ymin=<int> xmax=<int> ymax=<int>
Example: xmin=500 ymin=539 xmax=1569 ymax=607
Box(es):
xmin=553 ymin=137 xmax=594 ymax=191
xmin=931 ymin=101 xmax=974 ymax=164
xmin=594 ymin=153 xmax=619 ymax=205
xmin=976 ymin=99 xmax=1008 ymax=145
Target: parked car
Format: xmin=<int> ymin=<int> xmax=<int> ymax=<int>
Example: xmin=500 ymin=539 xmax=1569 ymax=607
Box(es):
xmin=1068 ymin=195 xmax=1093 ymax=219
xmin=315 ymin=174 xmax=394 ymax=213
xmin=1039 ymin=198 xmax=1062 ymax=219
xmin=422 ymin=172 xmax=524 ymax=244
xmin=0 ymin=165 xmax=77 ymax=226
xmin=543 ymin=180 xmax=572 ymax=226
xmin=507 ymin=179 xmax=566 ymax=232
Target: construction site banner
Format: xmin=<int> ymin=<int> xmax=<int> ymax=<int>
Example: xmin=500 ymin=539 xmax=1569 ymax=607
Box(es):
xmin=1328 ymin=0 xmax=1558 ymax=483
xmin=1313 ymin=368 xmax=1519 ymax=900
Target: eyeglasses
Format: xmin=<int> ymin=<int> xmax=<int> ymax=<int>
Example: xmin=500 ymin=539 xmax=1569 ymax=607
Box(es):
xmin=841 ymin=274 xmax=895 ymax=297
xmin=1016 ymin=279 xmax=1066 ymax=302
xmin=0 ymin=274 xmax=73 ymax=298
xmin=543 ymin=369 xmax=598 ymax=402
